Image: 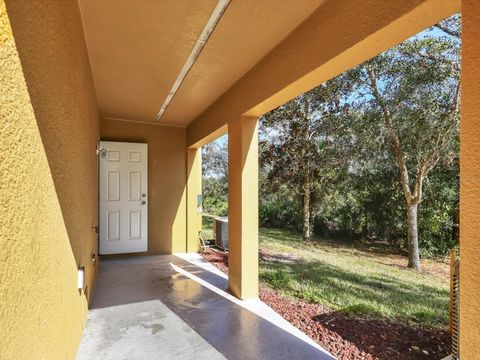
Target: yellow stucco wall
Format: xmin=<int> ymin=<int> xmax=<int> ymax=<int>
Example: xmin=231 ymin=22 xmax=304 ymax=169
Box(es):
xmin=0 ymin=1 xmax=88 ymax=359
xmin=460 ymin=0 xmax=480 ymax=357
xmin=101 ymin=118 xmax=188 ymax=254
xmin=5 ymin=0 xmax=100 ymax=301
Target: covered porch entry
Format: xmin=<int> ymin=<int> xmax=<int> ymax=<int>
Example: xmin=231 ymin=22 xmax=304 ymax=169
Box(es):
xmin=3 ymin=0 xmax=480 ymax=359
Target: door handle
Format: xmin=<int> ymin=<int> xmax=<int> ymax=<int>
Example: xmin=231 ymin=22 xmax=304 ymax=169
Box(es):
xmin=141 ymin=200 xmax=146 ymax=205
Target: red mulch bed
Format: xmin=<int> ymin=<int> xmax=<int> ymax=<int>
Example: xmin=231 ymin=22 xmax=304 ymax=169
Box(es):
xmin=201 ymin=249 xmax=451 ymax=360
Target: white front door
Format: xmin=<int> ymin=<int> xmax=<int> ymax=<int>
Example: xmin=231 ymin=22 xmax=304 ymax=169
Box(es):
xmin=99 ymin=141 xmax=148 ymax=254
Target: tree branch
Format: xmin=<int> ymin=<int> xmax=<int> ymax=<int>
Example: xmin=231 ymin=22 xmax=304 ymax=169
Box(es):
xmin=366 ymin=63 xmax=413 ymax=203
xmin=434 ymin=24 xmax=460 ymax=39
xmin=412 ymin=79 xmax=460 ymax=203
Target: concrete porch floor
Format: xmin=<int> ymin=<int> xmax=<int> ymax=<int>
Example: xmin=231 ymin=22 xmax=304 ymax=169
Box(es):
xmin=77 ymin=254 xmax=333 ymax=360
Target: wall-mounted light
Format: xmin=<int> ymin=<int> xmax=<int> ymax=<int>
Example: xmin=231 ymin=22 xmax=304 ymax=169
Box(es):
xmin=96 ymin=142 xmax=106 ymax=157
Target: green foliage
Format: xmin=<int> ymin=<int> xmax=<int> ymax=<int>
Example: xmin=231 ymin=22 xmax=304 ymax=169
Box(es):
xmin=259 ymin=74 xmax=354 ymax=241
xmin=202 ymin=177 xmax=227 ymax=216
xmin=202 ymin=215 xmax=214 ymax=241
xmin=312 ymin=157 xmax=459 ymax=258
xmin=202 ymin=16 xmax=461 ymax=259
xmin=417 ymin=161 xmax=459 ymax=257
xmin=258 ymin=15 xmax=460 ymax=258
xmin=202 ymin=137 xmax=228 ymax=217
xmin=259 ymin=171 xmax=303 ymax=229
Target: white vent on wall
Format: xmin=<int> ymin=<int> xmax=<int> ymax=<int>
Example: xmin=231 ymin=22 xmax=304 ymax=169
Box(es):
xmin=78 ymin=267 xmax=85 ymax=290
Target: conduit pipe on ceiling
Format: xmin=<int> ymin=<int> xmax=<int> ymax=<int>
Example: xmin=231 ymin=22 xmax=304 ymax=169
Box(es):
xmin=155 ymin=0 xmax=231 ymax=122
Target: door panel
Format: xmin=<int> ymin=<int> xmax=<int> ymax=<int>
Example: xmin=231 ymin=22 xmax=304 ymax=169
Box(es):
xmin=129 ymin=211 xmax=141 ymax=239
xmin=128 ymin=171 xmax=141 ymax=201
xmin=107 ymin=211 xmax=120 ymax=241
xmin=107 ymin=170 xmax=120 ymax=201
xmin=99 ymin=141 xmax=148 ymax=254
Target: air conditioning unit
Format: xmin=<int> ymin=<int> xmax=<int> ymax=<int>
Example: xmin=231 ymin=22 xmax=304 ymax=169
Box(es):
xmin=214 ymin=217 xmax=228 ymax=251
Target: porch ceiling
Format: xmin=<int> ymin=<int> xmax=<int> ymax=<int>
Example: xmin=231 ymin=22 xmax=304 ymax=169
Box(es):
xmin=78 ymin=0 xmax=324 ymax=127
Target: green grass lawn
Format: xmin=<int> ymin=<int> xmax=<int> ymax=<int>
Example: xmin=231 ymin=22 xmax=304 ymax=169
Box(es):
xmin=202 ymin=216 xmax=450 ymax=329
xmin=202 ymin=215 xmax=215 ymax=240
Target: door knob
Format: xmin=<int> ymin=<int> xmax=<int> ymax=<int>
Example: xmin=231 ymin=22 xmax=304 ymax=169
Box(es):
xmin=142 ymin=193 xmax=146 ymax=197
xmin=141 ymin=200 xmax=146 ymax=205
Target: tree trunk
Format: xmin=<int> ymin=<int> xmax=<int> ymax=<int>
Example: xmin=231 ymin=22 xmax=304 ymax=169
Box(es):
xmin=407 ymin=203 xmax=421 ymax=269
xmin=303 ymin=174 xmax=311 ymax=242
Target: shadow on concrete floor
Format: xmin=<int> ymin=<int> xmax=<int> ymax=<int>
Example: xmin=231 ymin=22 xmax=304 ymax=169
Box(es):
xmin=78 ymin=255 xmax=333 ymax=360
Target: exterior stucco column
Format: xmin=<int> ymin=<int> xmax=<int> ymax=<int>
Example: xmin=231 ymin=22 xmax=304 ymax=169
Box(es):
xmin=460 ymin=1 xmax=480 ymax=357
xmin=228 ymin=116 xmax=259 ymax=299
xmin=187 ymin=147 xmax=202 ymax=253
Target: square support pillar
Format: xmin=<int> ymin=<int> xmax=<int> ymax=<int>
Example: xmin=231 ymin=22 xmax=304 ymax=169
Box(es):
xmin=228 ymin=116 xmax=259 ymax=299
xmin=186 ymin=148 xmax=202 ymax=253
xmin=460 ymin=1 xmax=480 ymax=357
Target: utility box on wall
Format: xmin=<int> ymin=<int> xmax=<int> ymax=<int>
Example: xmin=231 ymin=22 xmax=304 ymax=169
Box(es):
xmin=214 ymin=217 xmax=228 ymax=251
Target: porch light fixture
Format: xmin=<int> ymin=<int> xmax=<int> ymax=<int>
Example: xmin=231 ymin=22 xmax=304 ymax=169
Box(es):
xmin=155 ymin=0 xmax=230 ymax=122
xmin=96 ymin=142 xmax=106 ymax=157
